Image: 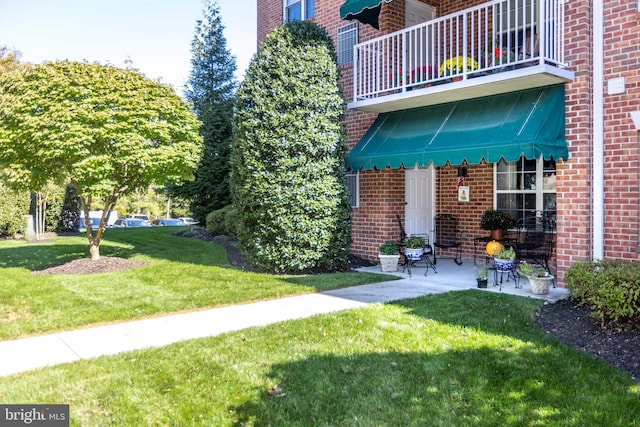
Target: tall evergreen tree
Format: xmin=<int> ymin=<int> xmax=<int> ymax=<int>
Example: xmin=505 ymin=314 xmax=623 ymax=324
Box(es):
xmin=171 ymin=0 xmax=237 ymax=223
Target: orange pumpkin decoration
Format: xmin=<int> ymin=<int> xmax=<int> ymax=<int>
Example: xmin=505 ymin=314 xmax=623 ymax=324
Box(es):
xmin=485 ymin=240 xmax=503 ymax=257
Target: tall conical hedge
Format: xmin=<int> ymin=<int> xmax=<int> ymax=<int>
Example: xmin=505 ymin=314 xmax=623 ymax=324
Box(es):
xmin=231 ymin=21 xmax=351 ymax=273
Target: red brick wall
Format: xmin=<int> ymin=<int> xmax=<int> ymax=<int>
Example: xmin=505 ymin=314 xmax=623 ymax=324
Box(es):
xmin=601 ymin=0 xmax=640 ymax=261
xmin=556 ymin=0 xmax=593 ymax=284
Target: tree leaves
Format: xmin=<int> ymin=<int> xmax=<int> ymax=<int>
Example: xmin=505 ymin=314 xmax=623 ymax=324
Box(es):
xmin=0 ymin=60 xmax=203 ymax=257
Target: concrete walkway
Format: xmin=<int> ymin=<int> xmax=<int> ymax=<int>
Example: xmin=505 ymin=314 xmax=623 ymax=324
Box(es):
xmin=0 ymin=260 xmax=569 ymax=377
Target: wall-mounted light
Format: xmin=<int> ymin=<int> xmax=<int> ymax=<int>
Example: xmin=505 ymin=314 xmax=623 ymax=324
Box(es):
xmin=457 ymin=167 xmax=468 ymax=177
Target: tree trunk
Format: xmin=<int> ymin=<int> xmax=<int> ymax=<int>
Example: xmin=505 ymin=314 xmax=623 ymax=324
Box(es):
xmin=89 ymin=242 xmax=100 ymax=260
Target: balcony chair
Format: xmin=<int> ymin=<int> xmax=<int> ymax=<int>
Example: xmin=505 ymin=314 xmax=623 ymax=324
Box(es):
xmin=433 ymin=214 xmax=463 ymax=265
xmin=396 ymin=214 xmax=436 ymax=276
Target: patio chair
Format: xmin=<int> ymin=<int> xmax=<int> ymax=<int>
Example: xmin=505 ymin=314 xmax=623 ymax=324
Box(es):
xmin=513 ymin=213 xmax=556 ymax=274
xmin=434 ymin=214 xmax=462 ymax=265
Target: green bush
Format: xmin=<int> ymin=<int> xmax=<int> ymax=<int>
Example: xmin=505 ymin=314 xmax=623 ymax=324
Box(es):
xmin=206 ymin=204 xmax=237 ymax=238
xmin=565 ymin=260 xmax=640 ymax=324
xmin=0 ymin=183 xmax=30 ymax=237
xmin=231 ymin=21 xmax=351 ymax=274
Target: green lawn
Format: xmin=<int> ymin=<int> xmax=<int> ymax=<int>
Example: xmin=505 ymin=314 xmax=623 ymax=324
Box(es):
xmin=1 ymin=291 xmax=638 ymax=426
xmin=0 ymin=227 xmax=392 ymax=340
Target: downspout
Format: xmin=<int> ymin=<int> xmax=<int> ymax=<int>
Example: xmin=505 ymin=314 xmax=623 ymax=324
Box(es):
xmin=592 ymin=0 xmax=604 ymax=260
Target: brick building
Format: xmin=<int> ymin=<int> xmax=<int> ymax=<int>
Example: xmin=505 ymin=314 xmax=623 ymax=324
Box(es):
xmin=257 ymin=0 xmax=640 ymax=286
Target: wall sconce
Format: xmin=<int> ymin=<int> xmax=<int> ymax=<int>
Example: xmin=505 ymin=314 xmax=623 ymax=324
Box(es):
xmin=457 ymin=167 xmax=468 ymax=177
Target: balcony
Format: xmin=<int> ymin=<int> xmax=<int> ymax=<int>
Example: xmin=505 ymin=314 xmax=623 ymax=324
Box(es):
xmin=349 ymin=0 xmax=574 ymax=113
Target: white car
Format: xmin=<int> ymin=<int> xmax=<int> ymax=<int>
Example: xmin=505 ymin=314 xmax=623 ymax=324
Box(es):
xmin=178 ymin=217 xmax=199 ymax=225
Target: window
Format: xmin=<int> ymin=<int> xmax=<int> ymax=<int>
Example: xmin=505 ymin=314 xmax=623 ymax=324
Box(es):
xmin=346 ymin=172 xmax=359 ymax=208
xmin=495 ymin=156 xmax=556 ymax=220
xmin=284 ymin=0 xmax=314 ymax=22
xmin=337 ymin=22 xmax=358 ymax=65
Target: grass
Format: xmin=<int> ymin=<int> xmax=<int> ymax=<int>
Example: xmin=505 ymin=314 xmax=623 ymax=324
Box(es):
xmin=0 ymin=227 xmax=392 ymax=340
xmin=0 ymin=291 xmax=638 ymax=426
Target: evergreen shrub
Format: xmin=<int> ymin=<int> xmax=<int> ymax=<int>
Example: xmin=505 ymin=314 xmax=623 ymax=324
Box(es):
xmin=231 ymin=21 xmax=351 ymax=273
xmin=566 ymin=260 xmax=640 ymax=324
xmin=0 ymin=183 xmax=30 ymax=237
xmin=206 ymin=204 xmax=237 ymax=238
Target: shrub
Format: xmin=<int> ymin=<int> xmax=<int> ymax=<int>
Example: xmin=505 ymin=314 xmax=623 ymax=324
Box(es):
xmin=206 ymin=204 xmax=237 ymax=238
xmin=566 ymin=260 xmax=640 ymax=325
xmin=231 ymin=21 xmax=351 ymax=273
xmin=0 ymin=183 xmax=30 ymax=237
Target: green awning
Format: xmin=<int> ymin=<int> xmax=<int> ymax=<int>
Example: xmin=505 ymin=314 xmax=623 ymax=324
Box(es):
xmin=346 ymin=85 xmax=568 ymax=171
xmin=340 ymin=0 xmax=393 ymax=29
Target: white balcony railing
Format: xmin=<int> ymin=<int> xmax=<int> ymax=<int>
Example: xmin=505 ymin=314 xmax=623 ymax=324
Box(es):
xmin=352 ymin=0 xmax=567 ymax=103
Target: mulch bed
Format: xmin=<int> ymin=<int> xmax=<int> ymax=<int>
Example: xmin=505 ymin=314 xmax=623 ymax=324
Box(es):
xmin=536 ymin=298 xmax=640 ymax=382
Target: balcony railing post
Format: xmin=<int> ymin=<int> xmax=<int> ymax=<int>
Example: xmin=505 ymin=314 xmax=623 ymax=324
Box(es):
xmin=539 ymin=0 xmax=546 ymax=65
xmin=353 ymin=44 xmax=358 ymax=101
xmin=462 ymin=12 xmax=468 ymax=80
xmin=402 ymin=31 xmax=407 ymax=91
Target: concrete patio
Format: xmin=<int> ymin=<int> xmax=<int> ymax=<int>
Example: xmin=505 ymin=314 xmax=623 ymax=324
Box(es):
xmin=356 ymin=257 xmax=569 ymax=303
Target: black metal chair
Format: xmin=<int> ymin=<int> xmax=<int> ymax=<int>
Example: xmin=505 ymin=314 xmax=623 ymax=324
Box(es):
xmin=396 ymin=215 xmax=436 ymax=276
xmin=434 ymin=214 xmax=462 ymax=265
xmin=513 ymin=213 xmax=555 ymax=273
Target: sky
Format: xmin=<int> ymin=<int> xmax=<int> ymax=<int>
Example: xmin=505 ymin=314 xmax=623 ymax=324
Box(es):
xmin=0 ymin=0 xmax=257 ymax=96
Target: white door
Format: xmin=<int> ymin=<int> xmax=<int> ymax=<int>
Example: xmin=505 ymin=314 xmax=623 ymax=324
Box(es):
xmin=405 ymin=166 xmax=435 ymax=243
xmin=405 ymin=1 xmax=436 ymax=80
xmin=405 ymin=0 xmax=435 ymax=28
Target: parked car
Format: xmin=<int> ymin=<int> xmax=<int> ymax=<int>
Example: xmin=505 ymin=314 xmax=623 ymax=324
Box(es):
xmin=79 ymin=217 xmax=102 ymax=229
xmin=152 ymin=218 xmax=185 ymax=226
xmin=178 ymin=217 xmax=199 ymax=225
xmin=112 ymin=218 xmax=151 ymax=228
xmin=126 ymin=214 xmax=151 ymax=224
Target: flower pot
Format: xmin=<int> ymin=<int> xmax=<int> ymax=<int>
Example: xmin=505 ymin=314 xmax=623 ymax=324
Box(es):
xmin=378 ymin=254 xmax=400 ymax=272
xmin=528 ymin=275 xmax=554 ymax=295
xmin=490 ymin=229 xmax=504 ymax=240
xmin=493 ymin=258 xmax=514 ymax=271
xmin=476 ymin=279 xmax=488 ymax=288
xmin=405 ymin=247 xmax=424 ymax=260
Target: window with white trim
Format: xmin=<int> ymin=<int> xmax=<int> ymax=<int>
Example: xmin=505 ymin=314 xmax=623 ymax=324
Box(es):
xmin=346 ymin=172 xmax=359 ymax=208
xmin=495 ymin=156 xmax=556 ymax=220
xmin=337 ymin=22 xmax=358 ymax=65
xmin=284 ymin=0 xmax=315 ymax=22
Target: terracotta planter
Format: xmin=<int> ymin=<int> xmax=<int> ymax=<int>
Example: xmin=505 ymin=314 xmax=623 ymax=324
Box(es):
xmin=378 ymin=254 xmax=400 ymax=272
xmin=490 ymin=229 xmax=504 ymax=240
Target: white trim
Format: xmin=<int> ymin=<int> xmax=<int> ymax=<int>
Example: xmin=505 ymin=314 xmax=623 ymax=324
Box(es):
xmin=593 ymin=0 xmax=604 ymax=260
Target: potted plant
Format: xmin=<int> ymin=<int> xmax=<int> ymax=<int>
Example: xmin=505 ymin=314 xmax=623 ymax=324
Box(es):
xmin=378 ymin=241 xmax=400 ymax=272
xmin=480 ymin=209 xmax=516 ymax=240
xmin=474 ymin=263 xmax=489 ymax=288
xmin=519 ymin=261 xmax=554 ymax=294
xmin=439 ymin=56 xmax=479 ymax=80
xmin=493 ymin=245 xmax=516 ymax=272
xmin=404 ymin=235 xmax=426 ymax=260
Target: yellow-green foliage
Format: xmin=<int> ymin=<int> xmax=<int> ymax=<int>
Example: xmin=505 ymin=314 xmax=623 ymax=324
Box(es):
xmin=566 ymin=260 xmax=640 ymax=324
